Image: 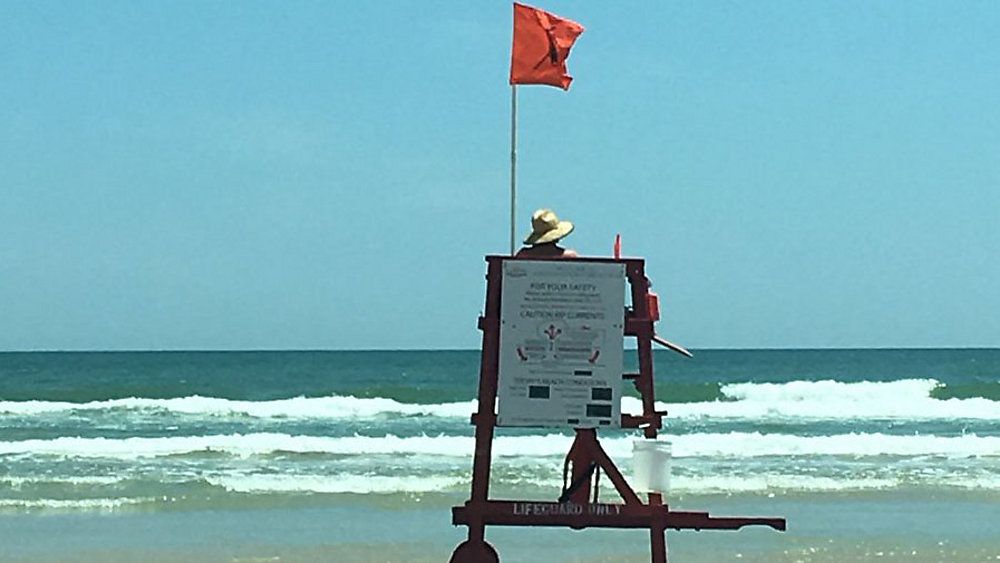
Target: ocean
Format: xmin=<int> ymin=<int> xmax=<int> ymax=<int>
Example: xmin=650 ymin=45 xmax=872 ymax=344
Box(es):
xmin=1 ymin=349 xmax=999 ymax=562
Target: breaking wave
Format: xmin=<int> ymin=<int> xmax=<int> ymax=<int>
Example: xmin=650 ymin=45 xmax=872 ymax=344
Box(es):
xmin=189 ymin=472 xmax=1000 ymax=495
xmin=661 ymin=378 xmax=1000 ymax=420
xmin=0 ymin=497 xmax=155 ymax=510
xmin=0 ymin=395 xmax=476 ymax=419
xmin=2 ymin=431 xmax=998 ymax=460
xmin=2 ymin=379 xmax=999 ymax=421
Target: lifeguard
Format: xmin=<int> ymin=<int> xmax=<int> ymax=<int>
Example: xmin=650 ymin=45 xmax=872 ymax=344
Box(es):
xmin=515 ymin=208 xmax=579 ymax=258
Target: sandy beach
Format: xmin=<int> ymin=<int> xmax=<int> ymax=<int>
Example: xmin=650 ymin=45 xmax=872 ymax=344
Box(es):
xmin=2 ymin=491 xmax=999 ymax=562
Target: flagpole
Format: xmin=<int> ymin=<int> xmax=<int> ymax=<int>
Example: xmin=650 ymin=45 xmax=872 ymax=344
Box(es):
xmin=509 ymin=84 xmax=518 ymax=255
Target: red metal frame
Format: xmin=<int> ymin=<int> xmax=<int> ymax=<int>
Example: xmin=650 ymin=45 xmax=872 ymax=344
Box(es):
xmin=450 ymin=256 xmax=785 ymax=563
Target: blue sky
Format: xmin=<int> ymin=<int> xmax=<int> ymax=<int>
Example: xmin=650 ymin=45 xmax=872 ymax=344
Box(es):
xmin=2 ymin=1 xmax=997 ymax=350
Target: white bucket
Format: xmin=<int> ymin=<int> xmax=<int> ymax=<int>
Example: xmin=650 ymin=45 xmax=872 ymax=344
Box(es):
xmin=632 ymin=439 xmax=672 ymax=494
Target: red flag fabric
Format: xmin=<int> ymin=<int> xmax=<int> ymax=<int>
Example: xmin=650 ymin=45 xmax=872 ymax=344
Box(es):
xmin=509 ymin=3 xmax=584 ymax=90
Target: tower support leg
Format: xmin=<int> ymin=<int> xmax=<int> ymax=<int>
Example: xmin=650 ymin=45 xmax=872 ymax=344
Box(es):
xmin=651 ymin=525 xmax=667 ymax=563
xmin=450 ymin=537 xmax=499 ymax=563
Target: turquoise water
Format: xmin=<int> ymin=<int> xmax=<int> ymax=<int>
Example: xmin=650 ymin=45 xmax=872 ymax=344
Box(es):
xmin=1 ymin=349 xmax=999 ymax=560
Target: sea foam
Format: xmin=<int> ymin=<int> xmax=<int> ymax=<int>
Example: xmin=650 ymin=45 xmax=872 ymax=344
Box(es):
xmin=0 ymin=497 xmax=155 ymax=510
xmin=204 ymin=473 xmax=466 ymax=494
xmin=2 ymin=431 xmax=997 ymax=459
xmin=203 ymin=472 xmax=1000 ymax=495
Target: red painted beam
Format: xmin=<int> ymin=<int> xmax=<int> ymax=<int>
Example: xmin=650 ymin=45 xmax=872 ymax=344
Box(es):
xmin=453 ymin=501 xmax=785 ymax=532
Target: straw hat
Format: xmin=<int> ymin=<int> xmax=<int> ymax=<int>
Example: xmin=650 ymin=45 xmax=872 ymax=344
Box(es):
xmin=524 ymin=209 xmax=574 ymax=245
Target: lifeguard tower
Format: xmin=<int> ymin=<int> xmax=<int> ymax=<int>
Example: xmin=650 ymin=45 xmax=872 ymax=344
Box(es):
xmin=450 ymin=255 xmax=785 ymax=562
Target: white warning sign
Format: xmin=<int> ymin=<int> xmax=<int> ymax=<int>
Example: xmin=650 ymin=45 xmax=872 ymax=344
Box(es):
xmin=497 ymin=260 xmax=625 ymax=428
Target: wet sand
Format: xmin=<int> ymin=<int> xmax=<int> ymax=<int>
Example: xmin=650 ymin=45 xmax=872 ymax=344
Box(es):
xmin=2 ymin=490 xmax=999 ymax=562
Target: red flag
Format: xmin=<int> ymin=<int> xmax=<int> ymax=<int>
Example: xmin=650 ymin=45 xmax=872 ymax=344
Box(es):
xmin=509 ymin=3 xmax=584 ymax=90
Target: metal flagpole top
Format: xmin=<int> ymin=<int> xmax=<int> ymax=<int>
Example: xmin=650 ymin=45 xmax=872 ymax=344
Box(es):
xmin=510 ymin=85 xmax=518 ymax=255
